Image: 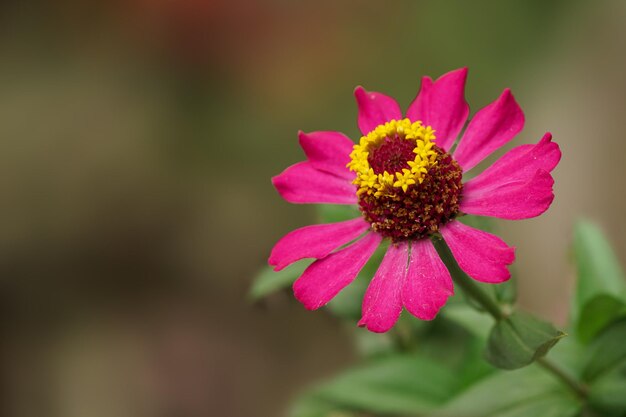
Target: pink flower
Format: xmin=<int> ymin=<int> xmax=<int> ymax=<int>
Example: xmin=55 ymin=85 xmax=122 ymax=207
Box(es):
xmin=269 ymin=68 xmax=561 ymax=332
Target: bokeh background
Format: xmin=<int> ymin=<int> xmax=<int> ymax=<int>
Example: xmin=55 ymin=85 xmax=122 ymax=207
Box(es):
xmin=1 ymin=1 xmax=625 ymax=416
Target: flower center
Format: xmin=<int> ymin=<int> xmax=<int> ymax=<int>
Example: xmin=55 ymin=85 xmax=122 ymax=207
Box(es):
xmin=367 ymin=135 xmax=417 ymax=175
xmin=347 ymin=119 xmax=463 ymax=242
xmin=347 ymin=119 xmax=438 ymax=196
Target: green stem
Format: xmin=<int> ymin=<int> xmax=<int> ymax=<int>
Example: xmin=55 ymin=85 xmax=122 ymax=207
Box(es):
xmin=432 ymin=236 xmax=588 ymax=400
xmin=536 ymin=357 xmax=589 ymax=399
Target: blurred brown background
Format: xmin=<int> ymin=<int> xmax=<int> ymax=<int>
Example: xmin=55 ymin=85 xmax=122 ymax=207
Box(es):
xmin=0 ymin=1 xmax=625 ymax=416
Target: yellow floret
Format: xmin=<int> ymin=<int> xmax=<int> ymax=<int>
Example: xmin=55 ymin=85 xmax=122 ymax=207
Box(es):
xmin=347 ymin=118 xmax=437 ymax=198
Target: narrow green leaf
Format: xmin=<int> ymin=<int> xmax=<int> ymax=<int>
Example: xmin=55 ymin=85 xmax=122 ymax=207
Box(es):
xmin=573 ymin=221 xmax=626 ymax=342
xmin=291 ymin=354 xmax=458 ymax=416
xmin=485 ymin=311 xmax=566 ymax=370
xmin=249 ymin=260 xmax=311 ymax=300
xmin=458 ymin=214 xmax=498 ymax=233
xmin=443 ymin=303 xmax=493 ymax=340
xmin=317 ymin=204 xmax=361 ymax=223
xmin=436 ymin=365 xmax=580 ymax=417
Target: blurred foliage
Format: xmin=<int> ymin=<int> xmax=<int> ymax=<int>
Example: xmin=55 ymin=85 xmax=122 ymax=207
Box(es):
xmin=584 ymin=319 xmax=626 ymax=415
xmin=435 ymin=363 xmax=580 ymax=417
xmin=291 ymin=354 xmax=458 ymax=417
xmin=572 ymin=221 xmax=626 ymax=342
xmin=252 ymin=219 xmax=626 ymax=416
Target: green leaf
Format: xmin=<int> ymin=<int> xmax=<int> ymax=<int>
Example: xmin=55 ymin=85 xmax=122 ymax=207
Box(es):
xmin=291 ymin=354 xmax=458 ymax=416
xmin=573 ymin=221 xmax=626 ymax=342
xmin=588 ymin=358 xmax=626 ymax=416
xmin=581 ymin=320 xmax=626 ymax=415
xmin=582 ymin=318 xmax=626 ymax=382
xmin=485 ymin=311 xmax=567 ymax=370
xmin=249 ymin=260 xmax=311 ymax=300
xmin=576 ymin=294 xmax=626 ymax=343
xmin=436 ymin=365 xmax=580 ymax=417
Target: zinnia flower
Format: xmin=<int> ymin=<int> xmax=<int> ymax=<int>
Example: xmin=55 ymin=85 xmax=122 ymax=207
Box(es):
xmin=269 ymin=68 xmax=561 ymax=332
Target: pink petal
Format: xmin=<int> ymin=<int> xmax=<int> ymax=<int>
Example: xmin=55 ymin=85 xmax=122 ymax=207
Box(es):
xmin=406 ymin=68 xmax=469 ymax=152
xmin=464 ymin=132 xmax=560 ymax=189
xmin=402 ymin=239 xmax=454 ymax=321
xmin=354 ymin=86 xmax=402 ymax=135
xmin=269 ymin=217 xmax=370 ymax=271
xmin=272 ymin=162 xmax=357 ymax=204
xmin=294 ymin=232 xmax=382 ymax=310
xmin=440 ymin=221 xmax=515 ymax=284
xmin=298 ymin=131 xmax=355 ymax=180
xmin=460 ymin=132 xmax=560 ymax=219
xmin=453 ymin=88 xmax=525 ymax=171
xmin=358 ymin=243 xmax=408 ymax=333
xmin=460 ymin=169 xmax=555 ymax=220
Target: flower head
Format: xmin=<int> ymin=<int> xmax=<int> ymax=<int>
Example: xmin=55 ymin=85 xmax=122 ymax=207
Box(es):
xmin=269 ymin=68 xmax=561 ymax=332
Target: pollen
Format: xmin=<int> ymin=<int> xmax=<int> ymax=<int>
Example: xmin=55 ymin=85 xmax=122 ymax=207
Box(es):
xmin=347 ymin=119 xmax=437 ymax=198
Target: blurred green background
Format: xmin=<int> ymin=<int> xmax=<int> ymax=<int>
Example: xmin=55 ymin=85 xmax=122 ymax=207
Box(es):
xmin=1 ymin=1 xmax=625 ymax=416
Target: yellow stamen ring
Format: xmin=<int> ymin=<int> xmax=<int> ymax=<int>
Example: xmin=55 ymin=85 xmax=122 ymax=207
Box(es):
xmin=347 ymin=119 xmax=437 ymax=198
